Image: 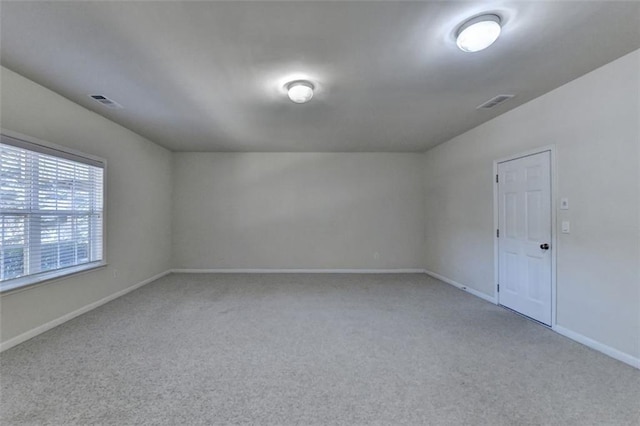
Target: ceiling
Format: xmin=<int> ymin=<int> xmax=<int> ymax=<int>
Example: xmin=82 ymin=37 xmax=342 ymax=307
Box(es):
xmin=1 ymin=1 xmax=639 ymax=152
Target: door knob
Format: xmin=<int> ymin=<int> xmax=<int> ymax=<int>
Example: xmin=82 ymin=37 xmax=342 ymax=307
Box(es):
xmin=540 ymin=243 xmax=550 ymax=250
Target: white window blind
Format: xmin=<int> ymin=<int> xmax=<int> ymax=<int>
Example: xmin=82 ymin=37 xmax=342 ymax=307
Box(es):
xmin=0 ymin=134 xmax=104 ymax=291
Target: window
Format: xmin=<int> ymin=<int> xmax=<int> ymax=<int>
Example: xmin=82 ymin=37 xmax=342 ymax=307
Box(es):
xmin=0 ymin=133 xmax=105 ymax=292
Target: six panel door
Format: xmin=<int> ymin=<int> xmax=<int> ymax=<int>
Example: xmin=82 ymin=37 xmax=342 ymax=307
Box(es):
xmin=498 ymin=151 xmax=552 ymax=325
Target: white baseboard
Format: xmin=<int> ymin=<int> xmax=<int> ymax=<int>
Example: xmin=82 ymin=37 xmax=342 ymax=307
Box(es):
xmin=171 ymin=268 xmax=426 ymax=274
xmin=5 ymin=268 xmax=637 ymax=371
xmin=424 ymin=270 xmax=639 ymax=370
xmin=553 ymin=325 xmax=640 ymax=370
xmin=424 ymin=269 xmax=497 ymax=304
xmin=0 ymin=269 xmax=171 ymax=353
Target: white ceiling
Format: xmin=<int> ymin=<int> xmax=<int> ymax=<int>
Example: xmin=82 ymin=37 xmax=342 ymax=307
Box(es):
xmin=1 ymin=1 xmax=639 ymax=152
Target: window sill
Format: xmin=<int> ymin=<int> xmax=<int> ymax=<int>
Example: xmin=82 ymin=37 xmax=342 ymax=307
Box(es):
xmin=0 ymin=262 xmax=107 ymax=295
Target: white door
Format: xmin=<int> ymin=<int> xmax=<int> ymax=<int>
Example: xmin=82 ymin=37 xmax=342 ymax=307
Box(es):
xmin=498 ymin=151 xmax=552 ymax=325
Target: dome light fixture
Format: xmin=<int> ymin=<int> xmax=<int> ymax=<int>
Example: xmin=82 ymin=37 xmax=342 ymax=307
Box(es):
xmin=287 ymin=80 xmax=314 ymax=104
xmin=456 ymin=14 xmax=502 ymax=52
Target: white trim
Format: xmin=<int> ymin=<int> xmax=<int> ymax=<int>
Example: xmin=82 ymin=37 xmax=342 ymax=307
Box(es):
xmin=171 ymin=268 xmax=426 ymax=274
xmin=1 ymin=128 xmax=105 ymax=166
xmin=553 ymin=325 xmax=640 ymax=370
xmin=493 ymin=145 xmax=557 ymax=326
xmin=493 ymin=161 xmax=500 ymax=301
xmin=424 ymin=269 xmax=497 ymax=304
xmin=4 ymin=268 xmax=637 ymax=370
xmin=1 ymin=262 xmax=107 ymax=294
xmin=550 ymin=147 xmax=558 ymax=327
xmin=0 ymin=128 xmax=109 ymax=284
xmin=423 ymin=268 xmax=639 ymax=370
xmin=0 ymin=269 xmax=171 ymax=352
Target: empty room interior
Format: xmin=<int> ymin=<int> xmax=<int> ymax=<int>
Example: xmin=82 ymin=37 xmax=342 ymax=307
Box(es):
xmin=0 ymin=1 xmax=639 ymax=424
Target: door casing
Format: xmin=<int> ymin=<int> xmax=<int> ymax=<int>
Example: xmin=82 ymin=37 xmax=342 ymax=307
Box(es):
xmin=493 ymin=145 xmax=557 ymax=328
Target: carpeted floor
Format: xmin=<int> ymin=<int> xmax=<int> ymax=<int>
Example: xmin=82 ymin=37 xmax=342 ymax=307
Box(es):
xmin=1 ymin=273 xmax=639 ymax=425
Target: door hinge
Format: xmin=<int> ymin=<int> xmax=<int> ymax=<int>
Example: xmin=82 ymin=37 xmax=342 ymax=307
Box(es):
xmin=497 ymin=284 xmax=500 ymax=292
xmin=496 ymin=229 xmax=499 ymax=238
xmin=496 ymin=174 xmax=499 ymax=183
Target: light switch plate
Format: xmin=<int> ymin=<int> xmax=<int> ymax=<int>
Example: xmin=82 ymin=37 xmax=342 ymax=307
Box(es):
xmin=560 ymin=198 xmax=569 ymax=210
xmin=561 ymin=221 xmax=570 ymax=233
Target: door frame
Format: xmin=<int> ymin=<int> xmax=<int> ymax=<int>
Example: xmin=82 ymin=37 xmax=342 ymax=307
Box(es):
xmin=493 ymin=145 xmax=557 ymax=328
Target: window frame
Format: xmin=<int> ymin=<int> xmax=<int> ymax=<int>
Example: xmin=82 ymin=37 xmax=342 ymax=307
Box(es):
xmin=0 ymin=129 xmax=107 ymax=294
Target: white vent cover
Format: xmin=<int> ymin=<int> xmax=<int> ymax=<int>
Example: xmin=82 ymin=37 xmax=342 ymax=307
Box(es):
xmin=89 ymin=94 xmax=123 ymax=109
xmin=476 ymin=94 xmax=514 ymax=109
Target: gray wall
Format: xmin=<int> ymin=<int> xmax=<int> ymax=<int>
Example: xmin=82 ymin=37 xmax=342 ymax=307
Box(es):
xmin=172 ymin=153 xmax=425 ymax=269
xmin=0 ymin=67 xmax=173 ymax=344
xmin=423 ymin=50 xmax=640 ymax=359
xmin=2 ymin=48 xmax=638 ymax=366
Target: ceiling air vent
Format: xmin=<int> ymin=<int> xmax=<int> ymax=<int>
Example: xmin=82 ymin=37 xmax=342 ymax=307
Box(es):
xmin=89 ymin=94 xmax=123 ymax=109
xmin=476 ymin=94 xmax=514 ymax=109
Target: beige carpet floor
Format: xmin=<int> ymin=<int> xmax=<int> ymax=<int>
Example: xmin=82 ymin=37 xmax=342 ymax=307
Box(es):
xmin=1 ymin=273 xmax=639 ymax=425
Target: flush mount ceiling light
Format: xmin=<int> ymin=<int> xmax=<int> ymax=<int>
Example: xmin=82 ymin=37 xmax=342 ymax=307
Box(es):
xmin=286 ymin=80 xmax=314 ymax=104
xmin=456 ymin=14 xmax=502 ymax=52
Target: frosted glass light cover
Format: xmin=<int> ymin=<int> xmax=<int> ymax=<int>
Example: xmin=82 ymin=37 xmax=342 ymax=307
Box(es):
xmin=287 ymin=81 xmax=314 ymax=103
xmin=456 ymin=16 xmax=501 ymax=52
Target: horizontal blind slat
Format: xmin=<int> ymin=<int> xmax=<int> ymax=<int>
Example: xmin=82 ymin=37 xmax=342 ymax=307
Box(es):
xmin=1 ymin=137 xmax=104 ymax=285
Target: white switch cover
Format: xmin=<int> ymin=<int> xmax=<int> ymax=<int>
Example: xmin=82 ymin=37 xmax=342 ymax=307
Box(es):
xmin=560 ymin=198 xmax=569 ymax=210
xmin=561 ymin=221 xmax=570 ymax=233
